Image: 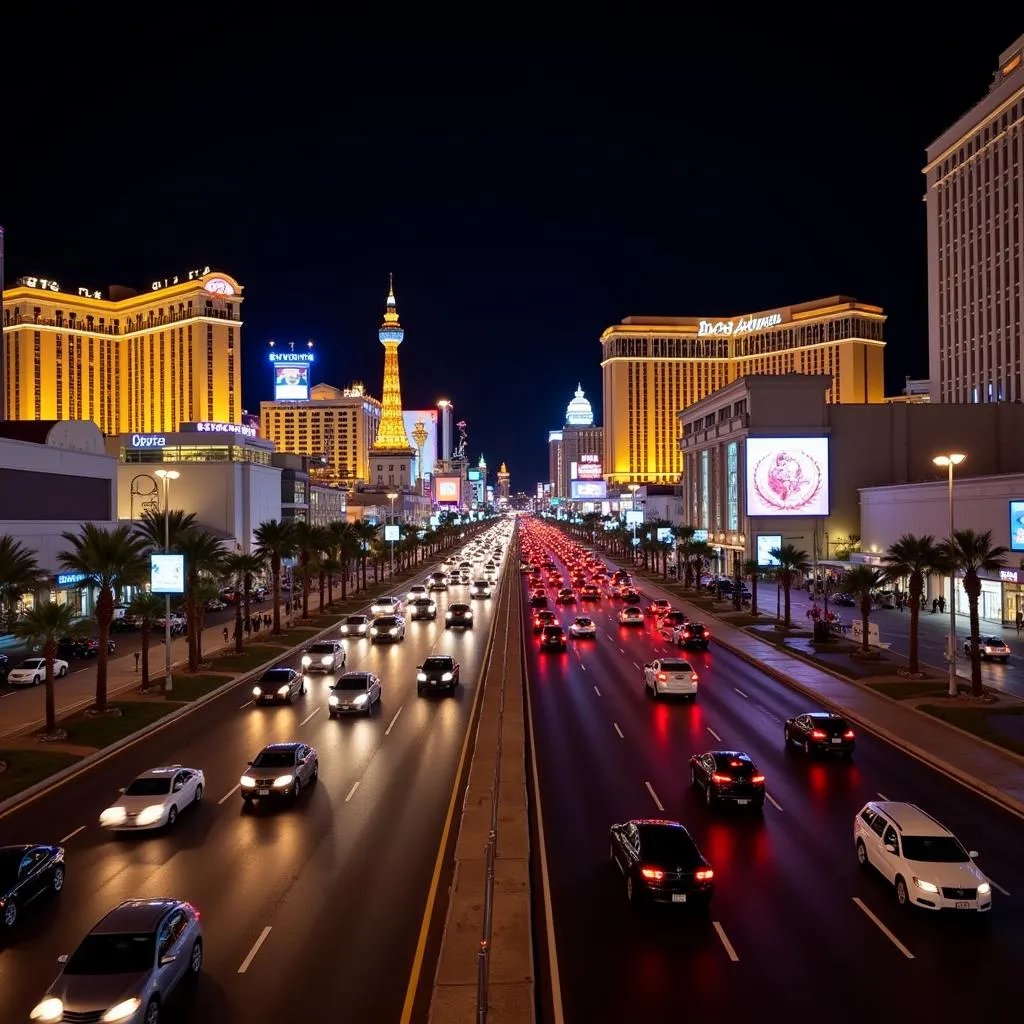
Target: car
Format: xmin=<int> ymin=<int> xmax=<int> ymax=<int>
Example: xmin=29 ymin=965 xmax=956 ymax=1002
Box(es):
xmin=660 ymin=610 xmax=690 ymax=632
xmin=618 ymin=606 xmax=644 ymax=626
xmin=469 ymin=580 xmax=492 ymax=598
xmin=784 ymin=711 xmax=855 ymax=758
xmin=529 ymin=592 xmax=548 ymax=609
xmin=417 ymin=655 xmax=461 ymax=695
xmin=569 ymin=616 xmax=597 ymax=639
xmin=620 ymin=588 xmax=642 ymax=603
xmin=427 ymin=572 xmax=449 ymax=591
xmin=204 ymin=598 xmax=227 ymax=611
xmin=555 ymin=588 xmax=577 ymax=604
xmin=674 ymin=622 xmax=711 ymax=650
xmin=539 ymin=624 xmax=567 ymax=651
xmin=689 ymin=751 xmax=765 ymax=809
xmin=609 ymin=819 xmax=714 ymax=908
xmin=643 ymin=658 xmax=698 ymax=699
xmin=408 ymin=596 xmax=438 ymax=620
xmin=854 ymin=801 xmax=992 ymax=912
xmin=371 ymin=596 xmax=403 ymax=616
xmin=369 ymin=615 xmax=406 ymax=642
xmin=300 ymin=640 xmax=346 ymax=673
xmin=0 ymin=844 xmax=65 ymax=929
xmin=240 ymin=741 xmax=318 ymax=801
xmin=964 ymin=635 xmax=1010 ymax=662
xmin=646 ymin=599 xmax=672 ymax=618
xmin=339 ymin=614 xmax=371 ymax=637
xmin=8 ymin=657 xmax=68 ymax=686
xmin=579 ymin=584 xmax=601 ymax=601
xmin=328 ymin=671 xmax=382 ymax=715
xmin=533 ymin=609 xmax=558 ymax=634
xmin=406 ymin=584 xmax=429 ymax=602
xmin=31 ymin=898 xmax=203 ymax=1024
xmin=832 ymin=592 xmax=857 ymax=607
xmin=99 ymin=766 xmax=205 ymax=832
xmin=252 ymin=666 xmax=304 ymax=704
xmin=445 ymin=604 xmax=474 ymax=629
xmin=0 ymin=653 xmax=8 ymax=682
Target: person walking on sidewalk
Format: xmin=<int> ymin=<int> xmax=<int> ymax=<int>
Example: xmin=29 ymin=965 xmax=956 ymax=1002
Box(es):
xmin=1017 ymin=609 xmax=1023 ymax=635
xmin=134 ymin=651 xmax=140 ymax=673
xmin=223 ymin=626 xmax=229 ymax=645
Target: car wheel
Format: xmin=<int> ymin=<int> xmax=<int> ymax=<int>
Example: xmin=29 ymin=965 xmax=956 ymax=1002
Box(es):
xmin=2 ymin=899 xmax=17 ymax=928
xmin=311 ymin=761 xmax=318 ymax=784
xmin=895 ymin=876 xmax=910 ymax=909
xmin=144 ymin=998 xmax=160 ymax=1024
xmin=293 ymin=778 xmax=302 ymax=801
xmin=194 ymin=784 xmax=203 ymax=804
xmin=51 ymin=865 xmax=65 ymax=894
xmin=301 ymin=683 xmax=307 ymax=695
xmin=59 ymin=665 xmax=67 ymax=677
xmin=189 ymin=938 xmax=203 ymax=975
xmin=856 ymin=840 xmax=869 ymax=869
xmin=167 ymin=806 xmax=177 ymax=827
xmin=690 ymin=767 xmax=697 ymax=788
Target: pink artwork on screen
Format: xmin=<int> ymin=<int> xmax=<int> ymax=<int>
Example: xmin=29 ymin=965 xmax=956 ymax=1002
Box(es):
xmin=752 ymin=447 xmax=824 ymax=512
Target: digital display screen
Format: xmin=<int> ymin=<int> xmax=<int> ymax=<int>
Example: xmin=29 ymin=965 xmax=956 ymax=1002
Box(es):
xmin=757 ymin=535 xmax=783 ymax=566
xmin=151 ymin=554 xmax=185 ymax=594
xmin=435 ymin=477 xmax=460 ymax=504
xmin=1010 ymin=501 xmax=1024 ymax=551
xmin=274 ymin=364 xmax=310 ymax=401
xmin=745 ymin=437 xmax=829 ymax=517
xmin=571 ymin=480 xmax=607 ymax=499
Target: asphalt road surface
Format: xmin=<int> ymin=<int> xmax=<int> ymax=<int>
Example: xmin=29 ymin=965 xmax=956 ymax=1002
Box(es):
xmin=0 ymin=561 xmax=509 ymax=1024
xmin=523 ymin=545 xmax=1022 ymax=1021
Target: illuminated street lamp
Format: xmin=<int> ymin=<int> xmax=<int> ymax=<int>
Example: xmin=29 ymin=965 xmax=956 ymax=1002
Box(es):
xmin=153 ymin=469 xmax=180 ymax=693
xmin=933 ymin=452 xmax=966 ymax=698
xmin=387 ymin=491 xmax=399 ymax=576
xmin=627 ymin=484 xmax=641 ymax=561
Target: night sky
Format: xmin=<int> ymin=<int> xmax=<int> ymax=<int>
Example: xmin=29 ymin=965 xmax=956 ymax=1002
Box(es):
xmin=2 ymin=19 xmax=1020 ymax=488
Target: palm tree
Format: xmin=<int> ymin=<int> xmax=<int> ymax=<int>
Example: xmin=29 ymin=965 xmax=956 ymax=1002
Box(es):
xmin=671 ymin=526 xmax=695 ymax=585
xmin=127 ymin=591 xmax=166 ymax=690
xmin=327 ymin=520 xmax=359 ymax=601
xmin=135 ymin=508 xmax=198 ymax=553
xmin=742 ymin=559 xmax=761 ymax=615
xmin=14 ymin=601 xmax=80 ymax=735
xmin=191 ymin=577 xmax=223 ymax=663
xmin=769 ymin=543 xmax=810 ymax=629
xmin=254 ymin=519 xmax=297 ymax=635
xmin=839 ymin=565 xmax=887 ymax=652
xmin=882 ymin=534 xmax=941 ymax=675
xmin=291 ymin=520 xmax=321 ymax=619
xmin=940 ymin=529 xmax=1008 ymax=697
xmin=0 ymin=535 xmax=44 ymax=633
xmin=176 ymin=530 xmax=225 ymax=671
xmin=222 ymin=552 xmax=265 ymax=652
xmin=688 ymin=540 xmax=716 ymax=593
xmin=353 ymin=521 xmax=377 ymax=590
xmin=59 ymin=523 xmax=149 ymax=712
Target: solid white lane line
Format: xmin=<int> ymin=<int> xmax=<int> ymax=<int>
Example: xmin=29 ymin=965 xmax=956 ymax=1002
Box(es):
xmin=765 ymin=791 xmax=784 ymax=812
xmin=733 ymin=687 xmax=748 ymax=699
xmin=613 ymin=722 xmax=624 ymax=739
xmin=237 ymin=926 xmax=272 ymax=974
xmin=645 ymin=781 xmax=664 ymax=812
xmin=988 ymin=878 xmax=1011 ymax=896
xmin=877 ymin=792 xmax=890 ymax=801
xmin=238 ymin=699 xmax=253 ymax=709
xmin=619 ymin=648 xmax=625 ymax=655
xmin=606 ymin=633 xmax=614 ymax=641
xmin=593 ymin=686 xmax=601 ymax=697
xmin=632 ymin=661 xmax=641 ymax=671
xmin=299 ymin=707 xmax=320 ymax=727
xmin=218 ymin=784 xmax=240 ymax=805
xmin=385 ymin=705 xmax=404 ymax=736
xmin=712 ymin=921 xmax=739 ymax=962
xmin=707 ymin=727 xmax=722 ymax=742
xmin=345 ymin=780 xmax=361 ymax=803
xmin=852 ymin=897 xmax=914 ymax=958
xmin=59 ymin=825 xmax=86 ymax=844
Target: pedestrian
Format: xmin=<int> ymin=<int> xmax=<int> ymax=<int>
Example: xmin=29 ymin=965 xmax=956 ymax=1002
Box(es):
xmin=223 ymin=626 xmax=229 ymax=644
xmin=245 ymin=618 xmax=252 ymax=638
xmin=939 ymin=595 xmax=946 ymax=614
xmin=1016 ymin=610 xmax=1023 ymax=635
xmin=932 ymin=598 xmax=938 ymax=614
xmin=134 ymin=651 xmax=140 ymax=673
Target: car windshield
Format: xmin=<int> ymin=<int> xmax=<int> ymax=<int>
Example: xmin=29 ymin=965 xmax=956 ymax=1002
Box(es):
xmin=335 ymin=676 xmax=370 ymax=690
xmin=345 ymin=616 xmax=367 ymax=625
xmin=900 ymin=835 xmax=970 ymax=863
xmin=19 ymin=659 xmax=44 ymax=669
xmin=713 ymin=757 xmax=755 ymax=777
xmin=423 ymin=657 xmax=453 ymax=671
xmin=638 ymin=826 xmax=701 ymax=868
xmin=261 ymin=669 xmax=293 ymax=682
xmin=252 ymin=749 xmax=296 ymax=768
xmin=0 ymin=848 xmax=27 ymax=882
xmin=624 ymin=607 xmax=641 ymax=615
xmin=308 ymin=643 xmax=336 ymax=654
xmin=980 ymin=636 xmax=1004 ymax=645
xmin=659 ymin=661 xmax=692 ymax=673
xmin=124 ymin=778 xmax=172 ymax=796
xmin=451 ymin=605 xmax=469 ymax=612
xmin=575 ymin=618 xmax=593 ymax=626
xmin=65 ymin=932 xmax=156 ymax=975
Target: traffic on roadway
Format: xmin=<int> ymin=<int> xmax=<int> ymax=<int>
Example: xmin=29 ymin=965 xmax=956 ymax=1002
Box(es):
xmin=520 ymin=518 xmax=1021 ymax=1020
xmin=0 ymin=519 xmax=515 ymax=1024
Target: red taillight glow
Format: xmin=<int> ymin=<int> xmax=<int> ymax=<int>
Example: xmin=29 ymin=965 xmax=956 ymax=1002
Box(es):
xmin=751 ymin=775 xmax=766 ymax=784
xmin=810 ymin=729 xmax=827 ymax=739
xmin=843 ymin=729 xmax=855 ymax=740
xmin=682 ymin=630 xmax=691 ymax=639
xmin=704 ymin=630 xmax=711 ymax=637
xmin=690 ymin=673 xmax=699 ymax=682
xmin=656 ymin=672 xmax=668 ymax=681
xmin=711 ymin=773 xmax=731 ymax=783
xmin=695 ymin=869 xmax=714 ymax=882
xmin=640 ymin=867 xmax=664 ymax=880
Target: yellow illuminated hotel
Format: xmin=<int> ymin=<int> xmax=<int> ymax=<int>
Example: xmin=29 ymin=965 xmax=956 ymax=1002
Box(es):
xmin=1 ymin=268 xmax=243 ymax=434
xmin=601 ymin=295 xmax=886 ymax=485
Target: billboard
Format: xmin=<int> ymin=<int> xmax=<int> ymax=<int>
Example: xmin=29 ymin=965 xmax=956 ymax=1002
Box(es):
xmin=274 ymin=364 xmax=310 ymax=401
xmin=575 ymin=454 xmax=603 ymax=480
xmin=384 ymin=524 xmax=400 ymax=541
xmin=624 ymin=509 xmax=644 ymax=526
xmin=692 ymin=529 xmax=709 ymax=542
xmin=571 ymin=480 xmax=607 ymax=500
xmin=1011 ymin=501 xmax=1024 ymax=551
xmin=756 ymin=534 xmax=783 ymax=566
xmin=403 ymin=409 xmax=438 ymax=478
xmin=745 ymin=436 xmax=829 ymax=517
xmin=467 ymin=469 xmax=482 ymax=482
xmin=151 ymin=554 xmax=184 ymax=594
xmin=435 ymin=476 xmax=461 ymax=504
xmin=656 ymin=527 xmax=673 ymax=543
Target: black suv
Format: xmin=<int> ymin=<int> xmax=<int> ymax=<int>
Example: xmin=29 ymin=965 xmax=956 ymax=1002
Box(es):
xmin=675 ymin=622 xmax=711 ymax=650
xmin=445 ymin=604 xmax=474 ymax=629
xmin=408 ymin=597 xmax=438 ymax=621
xmin=539 ymin=625 xmax=567 ymax=652
xmin=417 ymin=655 xmax=461 ymax=695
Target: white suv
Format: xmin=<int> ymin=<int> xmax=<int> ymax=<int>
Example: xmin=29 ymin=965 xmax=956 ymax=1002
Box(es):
xmin=854 ymin=801 xmax=992 ymax=912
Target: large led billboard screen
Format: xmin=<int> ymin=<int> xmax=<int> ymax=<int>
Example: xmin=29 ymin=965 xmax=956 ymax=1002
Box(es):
xmin=575 ymin=454 xmax=603 ymax=480
xmin=745 ymin=437 xmax=829 ymax=517
xmin=756 ymin=534 xmax=783 ymax=566
xmin=402 ymin=409 xmax=438 ymax=478
xmin=435 ymin=476 xmax=461 ymax=504
xmin=1011 ymin=501 xmax=1024 ymax=551
xmin=274 ymin=364 xmax=310 ymax=401
xmin=571 ymin=480 xmax=607 ymax=500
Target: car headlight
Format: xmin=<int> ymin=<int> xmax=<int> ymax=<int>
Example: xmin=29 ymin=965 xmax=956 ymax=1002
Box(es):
xmin=321 ymin=655 xmax=333 ymax=665
xmin=417 ymin=672 xmax=427 ymax=681
xmin=370 ymin=627 xmax=379 ymax=635
xmin=30 ymin=998 xmax=64 ymax=1023
xmin=99 ymin=806 xmax=127 ymax=826
xmin=428 ymin=603 xmax=436 ymax=611
xmin=272 ymin=774 xmax=294 ymax=788
xmin=135 ymin=805 xmax=166 ymax=826
xmin=913 ymin=877 xmax=939 ymax=893
xmin=277 ymin=685 xmax=291 ymax=696
xmin=353 ymin=694 xmax=368 ymax=705
xmin=445 ymin=612 xmax=453 ymax=619
xmin=240 ymin=776 xmax=256 ymax=788
xmin=358 ymin=624 xmax=367 ymax=632
xmin=301 ymin=655 xmax=312 ymax=666
xmin=977 ymin=881 xmax=991 ymax=895
xmin=329 ymin=694 xmax=339 ymax=705
xmin=389 ymin=627 xmax=398 ymax=635
xmin=252 ymin=686 xmax=262 ymax=696
xmin=441 ymin=672 xmax=453 ymax=682
xmin=102 ymin=997 xmax=142 ymax=1022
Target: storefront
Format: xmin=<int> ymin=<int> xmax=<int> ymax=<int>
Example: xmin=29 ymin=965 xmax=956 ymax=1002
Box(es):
xmin=943 ymin=572 xmax=1006 ymax=625
xmin=53 ymin=573 xmax=97 ymax=618
xmin=997 ymin=568 xmax=1024 ymax=624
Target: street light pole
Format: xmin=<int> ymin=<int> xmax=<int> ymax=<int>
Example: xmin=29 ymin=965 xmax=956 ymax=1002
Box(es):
xmin=933 ymin=453 xmax=966 ymax=698
xmin=387 ymin=491 xmax=399 ymax=578
xmin=627 ymin=484 xmax=640 ymax=563
xmin=154 ymin=469 xmax=180 ymax=693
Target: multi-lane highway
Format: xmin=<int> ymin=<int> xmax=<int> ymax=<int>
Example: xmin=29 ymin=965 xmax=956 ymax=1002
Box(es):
xmin=522 ymin=524 xmax=1021 ymax=1020
xmin=0 ymin=524 xmax=514 ymax=1024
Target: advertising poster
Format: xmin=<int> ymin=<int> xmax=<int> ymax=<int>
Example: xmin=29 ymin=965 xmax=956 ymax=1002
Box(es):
xmin=745 ymin=437 xmax=829 ymax=517
xmin=274 ymin=364 xmax=310 ymax=401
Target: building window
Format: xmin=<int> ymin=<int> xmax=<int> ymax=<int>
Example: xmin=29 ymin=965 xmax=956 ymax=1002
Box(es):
xmin=700 ymin=449 xmax=709 ymax=528
xmin=56 ymin=335 xmax=63 ymax=416
xmin=33 ymin=331 xmax=41 ymax=419
xmin=206 ymin=324 xmax=214 ymax=420
xmin=227 ymin=327 xmax=235 ymax=423
xmin=726 ymin=442 xmax=739 ymax=531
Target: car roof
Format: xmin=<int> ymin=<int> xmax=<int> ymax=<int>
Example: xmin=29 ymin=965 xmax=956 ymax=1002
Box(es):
xmin=805 ymin=711 xmax=845 ymax=721
xmin=346 ymin=614 xmax=369 ymax=621
xmin=707 ymin=750 xmax=754 ymax=766
xmin=542 ymin=624 xmax=564 ymax=632
xmin=262 ymin=666 xmax=294 ymax=676
xmin=339 ymin=671 xmax=373 ymax=681
xmin=424 ymin=654 xmax=454 ymax=664
xmin=374 ymin=615 xmax=401 ymax=623
xmin=94 ymin=898 xmax=182 ymax=934
xmin=450 ymin=603 xmax=470 ymax=610
xmin=261 ymin=741 xmax=302 ymax=753
xmin=626 ymin=818 xmax=689 ymax=833
xmin=136 ymin=765 xmax=186 ymax=777
xmin=867 ymin=802 xmax=951 ymax=836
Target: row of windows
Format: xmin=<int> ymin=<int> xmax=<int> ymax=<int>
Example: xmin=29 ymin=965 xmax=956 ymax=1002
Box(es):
xmin=2 ymin=301 xmax=239 ymax=336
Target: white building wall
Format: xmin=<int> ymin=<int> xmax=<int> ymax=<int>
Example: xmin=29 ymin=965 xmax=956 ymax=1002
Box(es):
xmin=0 ymin=519 xmax=121 ymax=575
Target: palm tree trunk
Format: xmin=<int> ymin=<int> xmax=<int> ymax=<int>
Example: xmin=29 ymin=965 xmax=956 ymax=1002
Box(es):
xmin=237 ymin=587 xmax=247 ymax=653
xmin=95 ymin=586 xmax=114 ymax=712
xmin=272 ymin=555 xmax=282 ymax=635
xmin=751 ymin=575 xmax=759 ymax=616
xmin=327 ymin=572 xmax=334 ymax=606
xmin=341 ymin=559 xmax=349 ymax=600
xmin=187 ymin=593 xmax=199 ymax=672
xmin=44 ymin=640 xmax=57 ymax=733
xmin=908 ymin=598 xmax=920 ymax=673
xmin=861 ymin=595 xmax=871 ymax=652
xmin=197 ymin=609 xmax=205 ymax=663
xmin=318 ymin=571 xmax=325 ymax=611
xmin=783 ymin=577 xmax=792 ymax=629
xmin=966 ymin=575 xmax=984 ymax=697
xmin=141 ymin=623 xmax=151 ymax=688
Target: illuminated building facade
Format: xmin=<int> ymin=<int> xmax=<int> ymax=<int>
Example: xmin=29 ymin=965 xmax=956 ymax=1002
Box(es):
xmin=260 ymin=382 xmax=382 ymax=486
xmin=601 ymin=296 xmax=886 ymax=486
xmin=2 ymin=268 xmax=243 ymax=435
xmin=925 ymin=33 xmax=1024 ymax=404
xmin=497 ymin=462 xmax=510 ymax=504
xmin=403 ymin=408 xmax=439 ymax=482
xmin=547 ymin=385 xmax=603 ymax=497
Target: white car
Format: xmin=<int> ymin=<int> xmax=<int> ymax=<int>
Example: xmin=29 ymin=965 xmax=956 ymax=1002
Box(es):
xmin=407 ymin=584 xmax=429 ymax=602
xmin=643 ymin=658 xmax=698 ymax=699
xmin=301 ymin=640 xmax=346 ymax=673
xmin=569 ymin=616 xmax=597 ymax=639
xmin=8 ymin=657 xmax=68 ymax=686
xmin=618 ymin=606 xmax=644 ymax=626
xmin=854 ymin=801 xmax=992 ymax=912
xmin=99 ymin=765 xmax=205 ymax=831
xmin=340 ymin=614 xmax=371 ymax=637
xmin=371 ymin=596 xmax=403 ymax=616
xmin=469 ymin=580 xmax=492 ymax=598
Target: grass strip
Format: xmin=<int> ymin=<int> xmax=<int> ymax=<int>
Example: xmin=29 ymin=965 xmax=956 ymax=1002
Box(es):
xmin=63 ymin=701 xmax=181 ymax=750
xmin=918 ymin=704 xmax=1024 ymax=757
xmin=0 ymin=749 xmax=82 ymax=802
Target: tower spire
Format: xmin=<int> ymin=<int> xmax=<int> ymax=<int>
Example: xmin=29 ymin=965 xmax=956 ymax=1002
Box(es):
xmin=372 ymin=275 xmax=414 ymax=454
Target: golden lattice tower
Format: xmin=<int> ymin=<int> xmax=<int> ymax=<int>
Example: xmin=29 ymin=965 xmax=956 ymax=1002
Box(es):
xmin=371 ymin=274 xmax=415 ymax=455
xmin=497 ymin=461 xmax=510 ymax=502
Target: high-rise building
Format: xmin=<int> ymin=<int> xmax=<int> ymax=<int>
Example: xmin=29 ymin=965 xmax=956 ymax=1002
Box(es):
xmin=403 ymin=408 xmax=439 ymax=482
xmin=497 ymin=462 xmax=510 ymax=504
xmin=925 ymin=33 xmax=1024 ymax=404
xmin=260 ymin=382 xmax=382 ymax=485
xmin=2 ymin=268 xmax=243 ymax=434
xmin=547 ymin=385 xmax=604 ymax=497
xmin=601 ymin=296 xmax=886 ymax=486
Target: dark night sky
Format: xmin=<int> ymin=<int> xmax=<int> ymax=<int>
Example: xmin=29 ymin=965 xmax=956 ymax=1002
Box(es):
xmin=2 ymin=17 xmax=1021 ymax=488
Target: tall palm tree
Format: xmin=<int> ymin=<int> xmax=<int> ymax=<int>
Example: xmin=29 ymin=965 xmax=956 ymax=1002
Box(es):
xmin=14 ymin=601 xmax=80 ymax=735
xmin=177 ymin=530 xmax=226 ymax=671
xmin=882 ymin=534 xmax=941 ymax=674
xmin=59 ymin=523 xmax=149 ymax=712
xmin=328 ymin=520 xmax=360 ymax=601
xmin=191 ymin=577 xmax=223 ymax=663
xmin=769 ymin=543 xmax=810 ymax=629
xmin=742 ymin=559 xmax=761 ymax=615
xmin=291 ymin=520 xmax=321 ymax=619
xmin=127 ymin=591 xmax=166 ymax=690
xmin=222 ymin=552 xmax=265 ymax=652
xmin=688 ymin=540 xmax=716 ymax=593
xmin=353 ymin=521 xmax=377 ymax=590
xmin=940 ymin=529 xmax=1008 ymax=697
xmin=671 ymin=526 xmax=695 ymax=586
xmin=254 ymin=519 xmax=297 ymax=635
xmin=135 ymin=508 xmax=198 ymax=554
xmin=840 ymin=565 xmax=887 ymax=652
xmin=0 ymin=535 xmax=44 ymax=633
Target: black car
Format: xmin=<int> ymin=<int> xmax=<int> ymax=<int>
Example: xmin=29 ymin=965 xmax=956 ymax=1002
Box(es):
xmin=784 ymin=711 xmax=855 ymax=758
xmin=689 ymin=751 xmax=765 ymax=809
xmin=408 ymin=596 xmax=438 ymax=621
xmin=445 ymin=604 xmax=474 ymax=629
xmin=251 ymin=667 xmax=304 ymax=705
xmin=609 ymin=819 xmax=714 ymax=908
xmin=533 ymin=610 xmax=558 ymax=635
xmin=0 ymin=844 xmax=65 ymax=928
xmin=529 ymin=592 xmax=548 ymax=608
xmin=0 ymin=654 xmax=8 ymax=682
xmin=675 ymin=622 xmax=711 ymax=650
xmin=539 ymin=625 xmax=567 ymax=651
xmin=555 ymin=589 xmax=577 ymax=605
xmin=417 ymin=655 xmax=461 ymax=695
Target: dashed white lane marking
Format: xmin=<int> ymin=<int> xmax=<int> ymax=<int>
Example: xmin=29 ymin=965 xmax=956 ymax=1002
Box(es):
xmin=593 ymin=686 xmax=601 ymax=697
xmin=707 ymin=727 xmax=722 ymax=742
xmin=345 ymin=780 xmax=361 ymax=803
xmin=619 ymin=648 xmax=626 ymax=655
xmin=765 ymin=791 xmax=784 ymax=812
xmin=580 ymin=663 xmax=587 ymax=672
xmin=613 ymin=722 xmax=624 ymax=739
xmin=645 ymin=781 xmax=665 ymax=812
xmin=218 ymin=784 xmax=240 ymax=805
xmin=712 ymin=921 xmax=740 ymax=962
xmin=299 ymin=707 xmax=320 ymax=727
xmin=237 ymin=926 xmax=273 ymax=973
xmin=606 ymin=633 xmax=615 ymax=642
xmin=852 ymin=897 xmax=914 ymax=958
xmin=59 ymin=825 xmax=86 ymax=844
xmin=877 ymin=792 xmax=890 ymax=801
xmin=238 ymin=699 xmax=254 ymax=709
xmin=733 ymin=688 xmax=748 ymax=699
xmin=385 ymin=705 xmax=404 ymax=736
xmin=632 ymin=661 xmax=641 ymax=671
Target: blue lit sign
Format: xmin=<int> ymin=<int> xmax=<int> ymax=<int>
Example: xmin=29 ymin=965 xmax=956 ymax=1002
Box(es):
xmin=1011 ymin=501 xmax=1024 ymax=551
xmin=56 ymin=572 xmax=89 ymax=588
xmin=268 ymin=352 xmax=315 ymax=364
xmin=130 ymin=434 xmax=167 ymax=448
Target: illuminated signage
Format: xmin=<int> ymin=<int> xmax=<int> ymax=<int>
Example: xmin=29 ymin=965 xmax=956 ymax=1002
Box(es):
xmin=267 ymin=352 xmax=316 ymax=364
xmin=188 ymin=421 xmax=257 ymax=438
xmin=56 ymin=572 xmax=88 ymax=588
xmin=757 ymin=534 xmax=783 ymax=566
xmin=151 ymin=554 xmax=185 ymax=595
xmin=1000 ymin=569 xmax=1019 ymax=583
xmin=151 ymin=266 xmax=211 ymax=291
xmin=467 ymin=469 xmax=482 ymax=481
xmin=435 ymin=476 xmax=461 ymax=504
xmin=571 ymin=480 xmax=607 ymax=500
xmin=1010 ymin=501 xmax=1024 ymax=552
xmin=384 ymin=524 xmax=401 ymax=541
xmin=698 ymin=313 xmax=783 ymax=336
xmin=624 ymin=509 xmax=644 ymax=526
xmin=273 ymin=364 xmax=310 ymax=401
xmin=745 ymin=437 xmax=829 ymax=517
xmin=656 ymin=527 xmax=672 ymax=543
xmin=576 ymin=454 xmax=603 ymax=480
xmin=204 ymin=277 xmax=235 ymax=296
xmin=692 ymin=529 xmax=709 ymax=542
xmin=16 ymin=276 xmax=101 ymax=299
xmin=130 ymin=434 xmax=167 ymax=448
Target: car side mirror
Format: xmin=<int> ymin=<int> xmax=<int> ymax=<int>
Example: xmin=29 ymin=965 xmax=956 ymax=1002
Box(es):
xmin=969 ymin=850 xmax=979 ymax=859
xmin=246 ymin=761 xmax=253 ymax=766
xmin=118 ymin=787 xmax=126 ymax=794
xmin=884 ymin=843 xmax=897 ymax=854
xmin=160 ymin=954 xmax=176 ymax=967
xmin=57 ymin=954 xmax=69 ymax=965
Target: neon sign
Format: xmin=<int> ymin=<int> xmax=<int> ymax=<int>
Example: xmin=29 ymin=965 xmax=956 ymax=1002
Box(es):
xmin=191 ymin=421 xmax=257 ymax=437
xmin=17 ymin=277 xmax=101 ymax=299
xmin=698 ymin=313 xmax=783 ymax=336
xmin=151 ymin=266 xmax=211 ymax=291
xmin=268 ymin=352 xmax=316 ymax=364
xmin=130 ymin=434 xmax=167 ymax=448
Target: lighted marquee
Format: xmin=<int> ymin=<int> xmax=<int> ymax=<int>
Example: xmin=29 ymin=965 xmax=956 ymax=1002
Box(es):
xmin=571 ymin=480 xmax=607 ymax=500
xmin=745 ymin=437 xmax=829 ymax=517
xmin=268 ymin=351 xmax=315 ymax=401
xmin=1010 ymin=501 xmax=1024 ymax=552
xmin=575 ymin=453 xmax=603 ymax=481
xmin=435 ymin=476 xmax=461 ymax=504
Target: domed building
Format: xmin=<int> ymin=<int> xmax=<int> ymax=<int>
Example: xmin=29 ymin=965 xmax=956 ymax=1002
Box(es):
xmin=548 ymin=384 xmax=604 ymax=499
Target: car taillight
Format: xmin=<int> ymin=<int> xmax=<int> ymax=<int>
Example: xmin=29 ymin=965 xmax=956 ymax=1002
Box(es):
xmin=711 ymin=773 xmax=731 ymax=783
xmin=640 ymin=867 xmax=664 ymax=880
xmin=682 ymin=631 xmax=691 ymax=638
xmin=690 ymin=673 xmax=699 ymax=682
xmin=656 ymin=672 xmax=668 ymax=681
xmin=843 ymin=729 xmax=855 ymax=740
xmin=704 ymin=630 xmax=711 ymax=637
xmin=695 ymin=869 xmax=714 ymax=882
xmin=751 ymin=775 xmax=765 ymax=784
xmin=810 ymin=729 xmax=827 ymax=739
